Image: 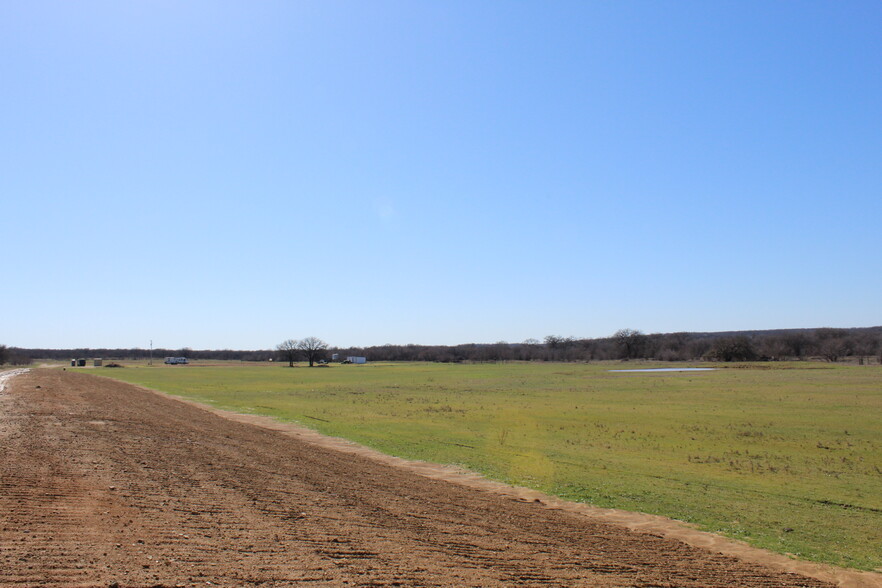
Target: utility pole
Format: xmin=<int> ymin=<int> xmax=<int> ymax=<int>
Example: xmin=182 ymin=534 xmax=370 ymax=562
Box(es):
xmin=149 ymin=339 xmax=153 ymax=366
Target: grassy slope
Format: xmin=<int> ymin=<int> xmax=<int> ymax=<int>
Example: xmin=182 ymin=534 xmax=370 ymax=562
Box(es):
xmin=94 ymin=361 xmax=882 ymax=571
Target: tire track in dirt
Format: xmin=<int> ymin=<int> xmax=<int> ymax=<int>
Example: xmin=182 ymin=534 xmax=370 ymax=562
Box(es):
xmin=0 ymin=370 xmax=854 ymax=586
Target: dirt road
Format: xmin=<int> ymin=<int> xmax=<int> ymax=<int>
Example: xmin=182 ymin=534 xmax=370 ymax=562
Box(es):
xmin=0 ymin=369 xmax=844 ymax=586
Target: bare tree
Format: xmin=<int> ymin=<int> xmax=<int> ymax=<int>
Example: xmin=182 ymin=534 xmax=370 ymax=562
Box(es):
xmin=818 ymin=339 xmax=847 ymax=363
xmin=544 ymin=335 xmax=564 ymax=360
xmin=705 ymin=336 xmax=758 ymax=362
xmin=781 ymin=333 xmax=810 ymax=359
xmin=814 ymin=328 xmax=851 ymax=362
xmin=297 ymin=337 xmax=329 ymax=367
xmin=614 ymin=329 xmax=647 ymax=359
xmin=276 ymin=339 xmax=299 ymax=367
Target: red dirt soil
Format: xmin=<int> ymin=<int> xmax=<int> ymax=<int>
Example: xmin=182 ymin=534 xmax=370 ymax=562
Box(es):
xmin=0 ymin=369 xmax=868 ymax=587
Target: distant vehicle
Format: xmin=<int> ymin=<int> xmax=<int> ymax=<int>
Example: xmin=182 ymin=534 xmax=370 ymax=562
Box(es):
xmin=164 ymin=357 xmax=189 ymax=365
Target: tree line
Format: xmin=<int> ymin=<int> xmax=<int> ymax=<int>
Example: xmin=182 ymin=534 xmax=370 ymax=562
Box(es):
xmin=1 ymin=347 xmax=275 ymax=365
xmin=4 ymin=326 xmax=881 ymax=366
xmin=330 ymin=327 xmax=882 ymax=364
xmin=0 ymin=345 xmax=32 ymax=366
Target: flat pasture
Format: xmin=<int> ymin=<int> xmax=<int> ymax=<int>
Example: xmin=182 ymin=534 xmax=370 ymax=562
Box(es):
xmin=95 ymin=361 xmax=882 ymax=571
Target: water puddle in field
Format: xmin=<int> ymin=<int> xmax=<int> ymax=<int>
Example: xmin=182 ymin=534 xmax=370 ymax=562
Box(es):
xmin=609 ymin=368 xmax=716 ymax=373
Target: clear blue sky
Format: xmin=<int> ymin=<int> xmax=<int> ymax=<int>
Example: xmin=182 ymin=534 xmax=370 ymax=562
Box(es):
xmin=2 ymin=1 xmax=880 ymax=350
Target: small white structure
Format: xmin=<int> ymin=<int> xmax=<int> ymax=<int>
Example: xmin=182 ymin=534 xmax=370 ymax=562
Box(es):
xmin=331 ymin=353 xmax=340 ymax=361
xmin=346 ymin=356 xmax=367 ymax=364
xmin=164 ymin=357 xmax=189 ymax=365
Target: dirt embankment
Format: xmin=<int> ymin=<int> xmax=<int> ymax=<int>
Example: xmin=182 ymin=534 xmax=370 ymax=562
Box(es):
xmin=0 ymin=369 xmax=870 ymax=587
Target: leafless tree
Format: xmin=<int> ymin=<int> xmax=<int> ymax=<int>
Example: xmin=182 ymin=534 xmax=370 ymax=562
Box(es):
xmin=297 ymin=337 xmax=329 ymax=367
xmin=818 ymin=339 xmax=847 ymax=363
xmin=705 ymin=336 xmax=758 ymax=362
xmin=276 ymin=339 xmax=299 ymax=367
xmin=544 ymin=335 xmax=564 ymax=360
xmin=781 ymin=333 xmax=810 ymax=359
xmin=814 ymin=328 xmax=851 ymax=362
xmin=614 ymin=329 xmax=647 ymax=359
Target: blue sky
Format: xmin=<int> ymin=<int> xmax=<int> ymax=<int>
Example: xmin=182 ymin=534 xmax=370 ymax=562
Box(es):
xmin=2 ymin=1 xmax=880 ymax=349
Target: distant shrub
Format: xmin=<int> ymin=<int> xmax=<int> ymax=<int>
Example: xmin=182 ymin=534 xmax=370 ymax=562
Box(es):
xmin=705 ymin=337 xmax=759 ymax=362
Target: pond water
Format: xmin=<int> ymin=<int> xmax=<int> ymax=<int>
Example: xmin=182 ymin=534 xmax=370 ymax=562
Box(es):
xmin=608 ymin=368 xmax=716 ymax=373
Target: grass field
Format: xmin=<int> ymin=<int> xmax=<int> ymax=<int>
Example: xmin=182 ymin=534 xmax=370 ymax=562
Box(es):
xmin=91 ymin=360 xmax=882 ymax=571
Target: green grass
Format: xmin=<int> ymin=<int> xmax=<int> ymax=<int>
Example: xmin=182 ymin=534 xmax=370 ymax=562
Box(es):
xmin=91 ymin=360 xmax=882 ymax=571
